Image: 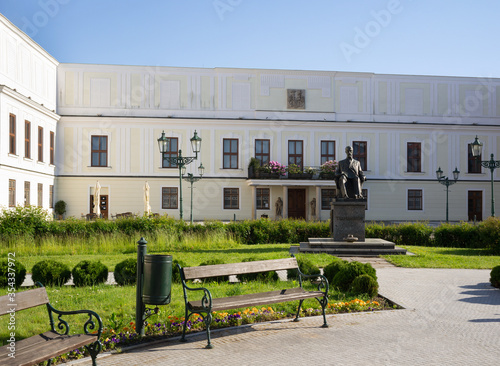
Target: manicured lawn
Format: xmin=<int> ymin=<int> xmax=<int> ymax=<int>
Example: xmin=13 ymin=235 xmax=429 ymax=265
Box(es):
xmin=384 ymin=246 xmax=500 ymax=269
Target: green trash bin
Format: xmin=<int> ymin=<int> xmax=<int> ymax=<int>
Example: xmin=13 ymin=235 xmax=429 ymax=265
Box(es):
xmin=142 ymin=254 xmax=172 ymax=305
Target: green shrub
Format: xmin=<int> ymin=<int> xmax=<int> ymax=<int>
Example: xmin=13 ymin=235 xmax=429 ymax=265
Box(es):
xmin=332 ymin=261 xmax=377 ymax=292
xmin=236 ymin=257 xmax=279 ymax=282
xmin=323 ymin=258 xmax=348 ymax=284
xmin=72 ymin=260 xmax=108 ymax=287
xmin=490 ymin=265 xmax=500 ymax=288
xmin=351 ymin=274 xmax=379 ymax=297
xmin=172 ymin=259 xmax=187 ymax=283
xmin=393 ymin=222 xmax=433 ymax=246
xmin=199 ymin=259 xmax=229 ymax=283
xmin=287 ymin=256 xmax=320 ymax=281
xmin=478 ymin=217 xmax=500 ymax=253
xmin=32 ymin=260 xmax=71 ymax=286
xmin=114 ymin=258 xmax=137 ymax=286
xmin=0 ymin=205 xmax=51 ymax=237
xmin=0 ymin=259 xmax=26 ymax=288
xmin=433 ymin=222 xmax=481 ymax=248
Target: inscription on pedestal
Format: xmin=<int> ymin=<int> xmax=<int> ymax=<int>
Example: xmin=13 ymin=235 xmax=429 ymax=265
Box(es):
xmin=331 ymin=201 xmax=366 ymax=242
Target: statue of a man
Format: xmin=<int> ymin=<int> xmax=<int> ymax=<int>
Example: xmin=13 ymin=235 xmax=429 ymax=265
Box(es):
xmin=275 ymin=197 xmax=283 ymax=218
xmin=335 ymin=146 xmax=366 ymax=199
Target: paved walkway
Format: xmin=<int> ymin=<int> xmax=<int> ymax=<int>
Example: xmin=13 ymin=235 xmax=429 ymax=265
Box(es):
xmin=68 ymin=267 xmax=500 ymax=366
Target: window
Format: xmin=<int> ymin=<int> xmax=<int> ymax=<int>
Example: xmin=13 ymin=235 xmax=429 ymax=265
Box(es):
xmin=162 ymin=187 xmax=178 ymax=209
xmin=91 ymin=136 xmax=108 ymax=167
xmin=407 ymin=142 xmax=421 ymax=172
xmin=162 ymin=137 xmax=178 ymax=168
xmin=25 ymin=121 xmax=31 ymax=158
xmin=38 ymin=183 xmax=43 ymax=207
xmin=224 ymin=188 xmax=239 ymax=209
xmin=38 ymin=127 xmax=43 ymax=162
xmin=255 ymin=139 xmax=270 ymax=166
xmin=49 ymin=185 xmax=54 ymax=208
xmin=223 ymin=139 xmax=238 ymax=169
xmin=321 ymin=189 xmax=336 ymax=210
xmin=468 ymin=144 xmax=481 ymax=174
xmin=9 ymin=180 xmax=15 ymax=207
xmin=288 ymin=140 xmax=303 ymax=168
xmin=50 ymin=131 xmax=55 ymax=165
xmin=256 ymin=188 xmax=270 ymax=210
xmin=321 ymin=141 xmax=335 ymax=164
xmin=353 ymin=141 xmax=367 ymax=171
xmin=408 ymin=189 xmax=423 ymax=210
xmin=24 ymin=181 xmax=30 ymax=207
xmin=9 ymin=114 xmax=16 ymax=155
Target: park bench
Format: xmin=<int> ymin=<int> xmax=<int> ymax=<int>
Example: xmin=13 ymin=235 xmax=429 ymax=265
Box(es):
xmin=0 ymin=285 xmax=102 ymax=366
xmin=178 ymin=256 xmax=329 ymax=349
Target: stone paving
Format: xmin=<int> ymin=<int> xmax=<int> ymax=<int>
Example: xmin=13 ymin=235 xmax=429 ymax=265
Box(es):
xmin=67 ymin=266 xmax=500 ymax=366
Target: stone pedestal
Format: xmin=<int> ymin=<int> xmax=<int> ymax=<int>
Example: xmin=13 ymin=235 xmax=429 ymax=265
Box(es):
xmin=330 ymin=201 xmax=366 ymax=242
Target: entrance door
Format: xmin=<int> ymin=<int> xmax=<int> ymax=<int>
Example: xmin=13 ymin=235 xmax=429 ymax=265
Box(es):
xmin=90 ymin=195 xmax=109 ymax=219
xmin=288 ymin=188 xmax=306 ymax=219
xmin=468 ymin=191 xmax=482 ymax=221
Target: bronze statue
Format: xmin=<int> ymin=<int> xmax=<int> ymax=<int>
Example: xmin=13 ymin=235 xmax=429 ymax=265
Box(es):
xmin=335 ymin=146 xmax=366 ymax=199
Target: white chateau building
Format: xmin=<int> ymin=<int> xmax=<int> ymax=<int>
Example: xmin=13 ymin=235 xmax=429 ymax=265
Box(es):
xmin=1 ymin=12 xmax=499 ymax=223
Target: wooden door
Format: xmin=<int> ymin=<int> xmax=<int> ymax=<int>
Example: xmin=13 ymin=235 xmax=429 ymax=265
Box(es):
xmin=468 ymin=191 xmax=482 ymax=221
xmin=288 ymin=189 xmax=306 ymax=219
xmin=90 ymin=195 xmax=109 ymax=219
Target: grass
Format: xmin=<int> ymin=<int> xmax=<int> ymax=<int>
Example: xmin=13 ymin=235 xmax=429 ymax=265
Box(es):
xmin=383 ymin=246 xmax=500 ymax=269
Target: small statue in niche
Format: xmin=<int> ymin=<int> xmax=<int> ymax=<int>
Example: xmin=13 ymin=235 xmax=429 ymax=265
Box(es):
xmin=335 ymin=146 xmax=366 ymax=199
xmin=275 ymin=197 xmax=283 ymax=218
xmin=310 ymin=198 xmax=316 ymax=217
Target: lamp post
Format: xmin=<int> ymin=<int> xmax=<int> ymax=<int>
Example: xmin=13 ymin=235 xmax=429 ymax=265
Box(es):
xmin=158 ymin=130 xmax=202 ymax=220
xmin=436 ymin=166 xmax=460 ymax=222
xmin=182 ymin=163 xmax=204 ymax=224
xmin=470 ymin=135 xmax=500 ymax=217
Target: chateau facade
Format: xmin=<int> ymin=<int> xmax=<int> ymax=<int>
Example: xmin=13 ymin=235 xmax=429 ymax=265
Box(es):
xmin=2 ymin=13 xmax=499 ymax=222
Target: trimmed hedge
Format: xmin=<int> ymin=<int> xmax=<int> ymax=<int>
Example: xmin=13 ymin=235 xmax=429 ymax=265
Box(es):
xmin=490 ymin=265 xmax=500 ymax=288
xmin=2 ymin=206 xmax=500 ymax=251
xmin=32 ymin=260 xmax=71 ymax=286
xmin=72 ymin=260 xmax=109 ymax=287
xmin=0 ymin=259 xmax=26 ymax=288
xmin=332 ymin=261 xmax=377 ymax=293
xmin=114 ymin=258 xmax=137 ymax=286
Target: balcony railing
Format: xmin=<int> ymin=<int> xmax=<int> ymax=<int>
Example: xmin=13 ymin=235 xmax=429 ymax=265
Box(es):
xmin=248 ymin=167 xmax=336 ymax=180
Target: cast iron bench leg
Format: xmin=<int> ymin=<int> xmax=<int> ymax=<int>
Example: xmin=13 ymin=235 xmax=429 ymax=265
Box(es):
xmin=293 ymin=299 xmax=305 ymax=322
xmin=204 ymin=312 xmax=214 ymax=349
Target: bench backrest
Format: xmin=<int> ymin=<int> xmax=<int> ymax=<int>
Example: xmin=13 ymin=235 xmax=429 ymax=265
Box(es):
xmin=0 ymin=287 xmax=49 ymax=316
xmin=182 ymin=257 xmax=298 ymax=280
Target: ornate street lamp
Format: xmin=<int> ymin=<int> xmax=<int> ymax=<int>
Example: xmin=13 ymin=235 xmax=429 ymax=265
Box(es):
xmin=158 ymin=130 xmax=202 ymax=220
xmin=436 ymin=166 xmax=460 ymax=222
xmin=183 ymin=163 xmax=204 ymax=224
xmin=470 ymin=135 xmax=500 ymax=217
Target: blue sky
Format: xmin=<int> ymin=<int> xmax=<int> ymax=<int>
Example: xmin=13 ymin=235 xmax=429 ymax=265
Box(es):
xmin=1 ymin=0 xmax=499 ymax=78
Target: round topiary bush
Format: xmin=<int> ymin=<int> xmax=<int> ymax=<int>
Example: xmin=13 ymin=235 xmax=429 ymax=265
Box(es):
xmin=32 ymin=260 xmax=71 ymax=286
xmin=351 ymin=274 xmax=379 ymax=297
xmin=332 ymin=261 xmax=377 ymax=292
xmin=72 ymin=260 xmax=108 ymax=287
xmin=323 ymin=258 xmax=348 ymax=284
xmin=490 ymin=265 xmax=500 ymax=288
xmin=114 ymin=258 xmax=137 ymax=286
xmin=287 ymin=256 xmax=320 ymax=281
xmin=236 ymin=257 xmax=279 ymax=282
xmin=0 ymin=259 xmax=27 ymax=288
xmin=199 ymin=259 xmax=229 ymax=283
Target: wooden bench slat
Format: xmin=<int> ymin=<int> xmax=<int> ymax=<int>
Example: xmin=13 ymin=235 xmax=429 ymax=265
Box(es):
xmin=189 ymin=287 xmax=324 ymax=311
xmin=183 ymin=258 xmax=298 ymax=280
xmin=0 ymin=331 xmax=98 ymax=366
xmin=0 ymin=287 xmax=49 ymax=315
